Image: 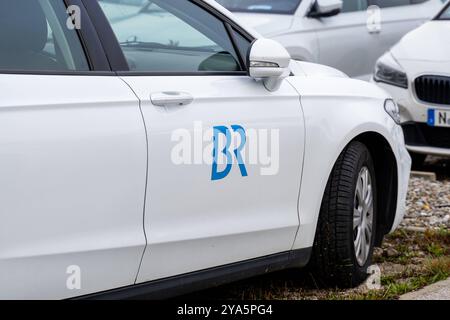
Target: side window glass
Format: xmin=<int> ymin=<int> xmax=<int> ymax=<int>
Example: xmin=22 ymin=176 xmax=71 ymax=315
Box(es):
xmin=0 ymin=0 xmax=89 ymax=72
xmin=98 ymin=0 xmax=243 ymax=72
xmin=439 ymin=5 xmax=450 ymax=19
xmin=341 ymin=0 xmax=369 ymax=13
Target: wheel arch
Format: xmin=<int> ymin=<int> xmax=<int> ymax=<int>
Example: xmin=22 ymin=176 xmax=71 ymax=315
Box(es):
xmin=294 ymin=129 xmax=400 ymax=252
xmin=352 ymin=132 xmax=399 ymax=246
xmin=290 ymin=80 xmax=403 ymax=251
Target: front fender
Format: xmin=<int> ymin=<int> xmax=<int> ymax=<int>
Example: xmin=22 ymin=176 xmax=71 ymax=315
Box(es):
xmin=286 ymin=76 xmax=411 ymax=250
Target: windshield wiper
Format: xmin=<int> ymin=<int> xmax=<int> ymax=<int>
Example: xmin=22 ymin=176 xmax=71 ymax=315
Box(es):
xmin=120 ymin=41 xmax=172 ymax=50
xmin=119 ymin=41 xmax=220 ymax=53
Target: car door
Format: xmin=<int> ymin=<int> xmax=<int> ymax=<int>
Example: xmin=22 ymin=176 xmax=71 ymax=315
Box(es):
xmin=93 ymin=0 xmax=305 ymax=282
xmin=368 ymin=0 xmax=443 ymax=67
xmin=0 ymin=0 xmax=147 ymax=299
xmin=313 ymin=0 xmax=372 ymax=79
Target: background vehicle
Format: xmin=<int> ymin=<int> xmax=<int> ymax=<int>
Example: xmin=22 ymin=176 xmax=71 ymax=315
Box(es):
xmin=0 ymin=0 xmax=410 ymax=299
xmin=216 ymin=0 xmax=444 ymax=80
xmin=373 ymin=2 xmax=450 ymax=167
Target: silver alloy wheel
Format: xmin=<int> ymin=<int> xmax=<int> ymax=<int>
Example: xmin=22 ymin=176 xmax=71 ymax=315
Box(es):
xmin=353 ymin=167 xmax=374 ymax=266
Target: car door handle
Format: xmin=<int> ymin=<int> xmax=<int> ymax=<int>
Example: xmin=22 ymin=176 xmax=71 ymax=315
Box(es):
xmin=150 ymin=91 xmax=194 ymax=107
xmin=368 ymin=27 xmax=381 ymax=34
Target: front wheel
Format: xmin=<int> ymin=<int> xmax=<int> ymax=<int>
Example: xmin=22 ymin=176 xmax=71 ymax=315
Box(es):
xmin=309 ymin=141 xmax=377 ymax=288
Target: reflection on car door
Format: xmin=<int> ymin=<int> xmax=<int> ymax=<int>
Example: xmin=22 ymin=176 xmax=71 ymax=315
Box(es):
xmin=96 ymin=0 xmax=305 ymax=282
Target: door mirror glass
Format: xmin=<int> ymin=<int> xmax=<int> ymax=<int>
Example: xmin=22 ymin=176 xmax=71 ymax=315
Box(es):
xmin=309 ymin=0 xmax=343 ymax=18
xmin=248 ymin=39 xmax=291 ymax=91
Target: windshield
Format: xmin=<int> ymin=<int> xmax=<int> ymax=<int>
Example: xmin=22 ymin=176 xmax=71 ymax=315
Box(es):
xmin=438 ymin=4 xmax=450 ymax=20
xmin=215 ymin=0 xmax=302 ymax=14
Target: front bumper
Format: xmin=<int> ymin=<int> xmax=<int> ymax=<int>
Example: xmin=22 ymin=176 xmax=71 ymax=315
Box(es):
xmin=402 ymin=122 xmax=450 ymax=157
xmin=373 ymin=79 xmax=450 ymax=158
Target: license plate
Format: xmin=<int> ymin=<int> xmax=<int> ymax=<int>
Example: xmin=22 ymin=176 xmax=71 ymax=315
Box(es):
xmin=428 ymin=109 xmax=450 ymax=127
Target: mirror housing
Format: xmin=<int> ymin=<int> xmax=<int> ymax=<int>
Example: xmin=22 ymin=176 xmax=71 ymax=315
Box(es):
xmin=248 ymin=39 xmax=291 ymax=92
xmin=309 ymin=0 xmax=343 ymax=18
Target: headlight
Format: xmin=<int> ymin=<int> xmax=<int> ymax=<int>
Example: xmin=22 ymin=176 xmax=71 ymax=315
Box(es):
xmin=384 ymin=99 xmax=401 ymax=124
xmin=374 ymin=52 xmax=408 ymax=89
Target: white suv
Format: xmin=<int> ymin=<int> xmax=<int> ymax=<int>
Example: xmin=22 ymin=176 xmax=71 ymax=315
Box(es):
xmin=216 ymin=0 xmax=444 ymax=79
xmin=373 ymin=2 xmax=450 ymax=166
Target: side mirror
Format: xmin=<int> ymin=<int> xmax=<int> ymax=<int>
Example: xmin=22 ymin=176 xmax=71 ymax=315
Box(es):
xmin=248 ymin=39 xmax=291 ymax=92
xmin=309 ymin=0 xmax=343 ymax=18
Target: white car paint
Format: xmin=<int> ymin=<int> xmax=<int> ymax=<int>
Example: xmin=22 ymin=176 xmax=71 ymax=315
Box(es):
xmin=288 ymin=64 xmax=411 ymax=248
xmin=218 ymin=0 xmax=444 ymax=79
xmin=0 ymin=75 xmax=148 ymax=299
xmin=0 ymin=0 xmax=411 ymax=299
xmin=373 ymin=13 xmax=450 ymax=157
xmin=125 ymin=74 xmax=305 ymax=283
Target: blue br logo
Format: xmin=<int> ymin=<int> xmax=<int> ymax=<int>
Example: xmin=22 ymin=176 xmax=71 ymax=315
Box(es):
xmin=212 ymin=125 xmax=248 ymax=181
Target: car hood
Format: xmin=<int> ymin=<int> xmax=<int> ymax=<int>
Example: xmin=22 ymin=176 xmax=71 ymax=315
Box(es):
xmin=232 ymin=12 xmax=294 ymax=36
xmin=391 ymin=21 xmax=450 ymax=62
xmin=290 ymin=60 xmax=348 ymax=78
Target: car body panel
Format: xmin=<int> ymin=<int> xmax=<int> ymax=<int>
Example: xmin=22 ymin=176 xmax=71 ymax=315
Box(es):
xmin=372 ymin=2 xmax=443 ymax=62
xmin=232 ymin=12 xmax=295 ymax=35
xmin=312 ymin=10 xmax=373 ymax=79
xmin=120 ymin=75 xmax=305 ymax=282
xmin=0 ymin=75 xmax=147 ymax=299
xmin=286 ymin=69 xmax=411 ymax=248
xmin=391 ymin=21 xmax=450 ymax=62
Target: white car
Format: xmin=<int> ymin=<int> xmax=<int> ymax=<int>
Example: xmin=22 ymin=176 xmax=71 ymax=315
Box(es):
xmin=373 ymin=2 xmax=450 ymax=166
xmin=0 ymin=0 xmax=410 ymax=299
xmin=216 ymin=0 xmax=444 ymax=80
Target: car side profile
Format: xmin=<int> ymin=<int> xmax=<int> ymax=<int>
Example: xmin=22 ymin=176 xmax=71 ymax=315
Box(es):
xmin=0 ymin=0 xmax=411 ymax=299
xmin=216 ymin=0 xmax=444 ymax=80
xmin=373 ymin=2 xmax=450 ymax=166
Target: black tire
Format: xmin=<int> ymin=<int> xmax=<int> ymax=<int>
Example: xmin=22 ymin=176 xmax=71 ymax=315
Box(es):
xmin=410 ymin=152 xmax=426 ymax=170
xmin=309 ymin=141 xmax=377 ymax=288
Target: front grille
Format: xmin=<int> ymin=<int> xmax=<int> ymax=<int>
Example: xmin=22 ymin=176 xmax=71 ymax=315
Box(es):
xmin=402 ymin=123 xmax=450 ymax=149
xmin=415 ymin=75 xmax=450 ymax=105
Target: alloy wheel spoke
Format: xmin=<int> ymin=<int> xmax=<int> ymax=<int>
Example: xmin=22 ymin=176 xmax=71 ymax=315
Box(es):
xmin=366 ymin=218 xmax=373 ymax=235
xmin=354 ymin=166 xmax=374 ymax=266
xmin=362 ymin=169 xmax=369 ymax=196
xmin=364 ymin=186 xmax=373 ymax=213
xmin=353 ymin=209 xmax=362 ymax=229
xmin=356 ymin=181 xmax=363 ymax=201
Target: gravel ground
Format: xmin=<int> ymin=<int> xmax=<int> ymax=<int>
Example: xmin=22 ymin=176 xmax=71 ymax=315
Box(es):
xmin=402 ymin=157 xmax=450 ymax=230
xmin=402 ymin=177 xmax=450 ymax=230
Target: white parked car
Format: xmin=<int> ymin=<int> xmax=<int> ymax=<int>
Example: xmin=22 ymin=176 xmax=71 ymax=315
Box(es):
xmin=216 ymin=0 xmax=444 ymax=80
xmin=373 ymin=2 xmax=450 ymax=166
xmin=0 ymin=0 xmax=411 ymax=299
